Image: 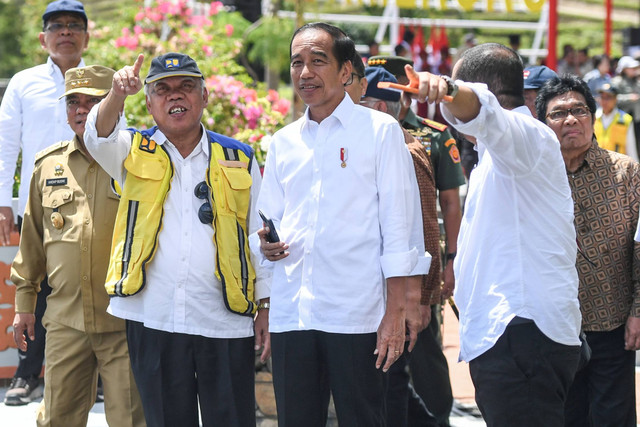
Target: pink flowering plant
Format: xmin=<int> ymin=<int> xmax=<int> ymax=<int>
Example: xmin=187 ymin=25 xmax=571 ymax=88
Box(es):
xmin=22 ymin=0 xmax=291 ymax=165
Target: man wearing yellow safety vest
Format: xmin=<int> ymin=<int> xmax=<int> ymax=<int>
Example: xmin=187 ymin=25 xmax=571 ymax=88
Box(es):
xmin=594 ymin=83 xmax=638 ymax=161
xmin=83 ymin=52 xmax=270 ymax=427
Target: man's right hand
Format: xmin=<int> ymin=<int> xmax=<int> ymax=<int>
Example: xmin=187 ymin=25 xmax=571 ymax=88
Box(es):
xmin=257 ymin=227 xmax=289 ymax=261
xmin=13 ymin=313 xmax=35 ymax=352
xmin=0 ymin=206 xmax=15 ymax=246
xmin=113 ymin=53 xmax=145 ymax=98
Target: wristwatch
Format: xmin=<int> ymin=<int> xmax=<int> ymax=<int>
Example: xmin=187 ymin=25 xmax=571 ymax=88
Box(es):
xmin=257 ymin=301 xmax=270 ymax=310
xmin=440 ymin=75 xmax=459 ymax=99
xmin=445 ymin=252 xmax=457 ymax=262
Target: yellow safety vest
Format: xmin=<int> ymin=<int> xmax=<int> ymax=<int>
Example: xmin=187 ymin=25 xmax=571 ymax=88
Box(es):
xmin=106 ymin=127 xmax=257 ymax=316
xmin=594 ymin=111 xmax=633 ymax=154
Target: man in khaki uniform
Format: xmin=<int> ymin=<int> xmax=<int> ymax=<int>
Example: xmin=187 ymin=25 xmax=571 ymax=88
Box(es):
xmin=11 ymin=65 xmax=145 ymax=427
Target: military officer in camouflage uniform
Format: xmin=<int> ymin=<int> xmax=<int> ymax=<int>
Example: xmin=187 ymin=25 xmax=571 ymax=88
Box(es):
xmin=368 ymin=55 xmax=465 ymax=427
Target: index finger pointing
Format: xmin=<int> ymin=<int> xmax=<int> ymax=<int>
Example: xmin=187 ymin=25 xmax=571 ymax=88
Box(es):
xmin=132 ymin=53 xmax=145 ymax=76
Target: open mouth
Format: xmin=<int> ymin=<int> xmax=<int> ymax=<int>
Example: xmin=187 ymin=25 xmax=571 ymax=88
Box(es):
xmin=169 ymin=106 xmax=187 ymax=115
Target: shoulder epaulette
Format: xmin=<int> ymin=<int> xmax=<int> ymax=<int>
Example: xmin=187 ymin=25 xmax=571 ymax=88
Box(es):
xmin=419 ymin=117 xmax=448 ymax=132
xmin=35 ymin=140 xmax=69 ymax=162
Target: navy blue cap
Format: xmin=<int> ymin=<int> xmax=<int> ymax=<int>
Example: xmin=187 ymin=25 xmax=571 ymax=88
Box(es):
xmin=523 ymin=66 xmax=557 ymax=90
xmin=363 ymin=67 xmax=401 ymax=102
xmin=597 ymin=82 xmax=618 ymax=95
xmin=145 ymin=53 xmax=203 ymax=84
xmin=43 ymin=0 xmax=87 ymax=25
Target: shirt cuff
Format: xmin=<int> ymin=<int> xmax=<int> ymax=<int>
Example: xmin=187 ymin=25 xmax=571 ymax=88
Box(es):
xmin=15 ymin=288 xmax=37 ymax=313
xmin=381 ymin=247 xmax=418 ymax=278
xmin=409 ymin=251 xmax=432 ymax=276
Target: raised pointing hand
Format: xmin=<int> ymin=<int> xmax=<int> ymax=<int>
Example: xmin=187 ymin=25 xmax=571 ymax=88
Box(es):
xmin=113 ymin=53 xmax=145 ymax=97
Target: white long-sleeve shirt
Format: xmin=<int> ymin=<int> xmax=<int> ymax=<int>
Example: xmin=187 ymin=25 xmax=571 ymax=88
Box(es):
xmin=442 ymin=83 xmax=582 ymax=362
xmin=84 ymin=107 xmax=268 ymax=339
xmin=0 ymin=57 xmax=84 ymax=215
xmin=251 ymin=94 xmax=423 ymax=334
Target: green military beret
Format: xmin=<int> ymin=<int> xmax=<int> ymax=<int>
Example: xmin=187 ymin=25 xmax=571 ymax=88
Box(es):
xmin=367 ymin=55 xmax=414 ymax=79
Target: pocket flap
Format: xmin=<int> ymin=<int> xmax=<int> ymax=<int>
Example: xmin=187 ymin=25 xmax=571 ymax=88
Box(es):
xmin=124 ymin=154 xmax=166 ymax=181
xmin=42 ymin=190 xmax=74 ymax=208
xmin=220 ymin=166 xmax=252 ymax=190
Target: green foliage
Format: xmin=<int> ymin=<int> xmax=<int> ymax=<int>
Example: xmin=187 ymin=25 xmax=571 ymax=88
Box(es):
xmin=245 ymin=16 xmax=295 ymax=72
xmin=0 ymin=0 xmax=25 ymax=78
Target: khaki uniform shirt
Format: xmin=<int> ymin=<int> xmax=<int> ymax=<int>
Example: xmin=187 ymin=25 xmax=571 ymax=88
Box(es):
xmin=569 ymin=141 xmax=640 ymax=331
xmin=12 ymin=136 xmax=123 ymax=333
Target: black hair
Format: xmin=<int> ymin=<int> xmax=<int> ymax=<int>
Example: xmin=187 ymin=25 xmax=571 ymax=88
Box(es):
xmin=535 ymin=74 xmax=597 ymax=123
xmin=453 ymin=43 xmax=524 ymax=110
xmin=290 ymin=22 xmax=355 ymax=70
xmin=351 ymin=52 xmax=365 ymax=78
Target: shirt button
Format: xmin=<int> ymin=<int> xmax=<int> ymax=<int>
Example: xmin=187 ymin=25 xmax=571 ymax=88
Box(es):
xmin=87 ymin=194 xmax=93 ymax=199
xmin=89 ymin=168 xmax=95 ymax=173
xmin=85 ymin=219 xmax=90 ymax=225
xmin=82 ymin=247 xmax=88 ymax=252
xmin=82 ymin=275 xmax=88 ymax=281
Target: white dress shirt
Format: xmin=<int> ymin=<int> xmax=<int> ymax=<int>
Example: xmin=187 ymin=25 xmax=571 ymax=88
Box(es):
xmin=0 ymin=57 xmax=84 ymax=215
xmin=442 ymin=83 xmax=581 ymax=362
xmin=84 ymin=107 xmax=267 ymax=339
xmin=251 ymin=94 xmax=422 ymax=334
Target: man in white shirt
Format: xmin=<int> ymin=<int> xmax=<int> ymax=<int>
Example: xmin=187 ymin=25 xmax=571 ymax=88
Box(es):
xmin=84 ymin=52 xmax=269 ymax=427
xmin=254 ymin=23 xmax=424 ymax=426
xmin=408 ymin=43 xmax=582 ymax=426
xmin=0 ymin=0 xmax=90 ymax=405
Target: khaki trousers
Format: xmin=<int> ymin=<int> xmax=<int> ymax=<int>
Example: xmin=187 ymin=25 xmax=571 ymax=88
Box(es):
xmin=37 ymin=318 xmax=145 ymax=427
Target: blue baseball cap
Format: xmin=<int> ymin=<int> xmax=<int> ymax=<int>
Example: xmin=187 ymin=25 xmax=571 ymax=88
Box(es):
xmin=42 ymin=0 xmax=87 ymax=26
xmin=363 ymin=67 xmax=401 ymax=102
xmin=145 ymin=53 xmax=203 ymax=84
xmin=523 ymin=66 xmax=557 ymax=90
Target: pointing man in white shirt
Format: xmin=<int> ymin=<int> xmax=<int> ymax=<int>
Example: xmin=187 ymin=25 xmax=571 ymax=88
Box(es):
xmin=254 ymin=22 xmax=425 ymax=426
xmin=84 ymin=52 xmax=269 ymax=427
xmin=408 ymin=43 xmax=582 ymax=426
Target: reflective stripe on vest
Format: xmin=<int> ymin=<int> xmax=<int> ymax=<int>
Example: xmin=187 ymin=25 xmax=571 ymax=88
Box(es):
xmin=106 ymin=129 xmax=257 ymax=316
xmin=594 ymin=111 xmax=633 ymax=154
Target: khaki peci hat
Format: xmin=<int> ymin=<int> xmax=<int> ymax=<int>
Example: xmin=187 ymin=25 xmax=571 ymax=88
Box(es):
xmin=60 ymin=65 xmax=115 ymax=99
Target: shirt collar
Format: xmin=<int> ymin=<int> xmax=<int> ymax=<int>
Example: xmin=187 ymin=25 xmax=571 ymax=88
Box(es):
xmin=47 ymin=56 xmax=85 ymax=79
xmin=150 ymin=124 xmax=208 ymax=159
xmin=302 ymin=92 xmax=353 ymax=130
xmin=578 ymin=139 xmax=602 ymax=171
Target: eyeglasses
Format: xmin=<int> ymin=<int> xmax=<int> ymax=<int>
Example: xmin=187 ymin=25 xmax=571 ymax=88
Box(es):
xmin=45 ymin=22 xmax=86 ymax=33
xmin=194 ymin=181 xmax=213 ymax=224
xmin=546 ymin=106 xmax=590 ymax=122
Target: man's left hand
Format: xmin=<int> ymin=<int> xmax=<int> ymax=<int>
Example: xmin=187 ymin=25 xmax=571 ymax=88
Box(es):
xmin=254 ymin=304 xmax=271 ymax=363
xmin=441 ymin=260 xmax=455 ymax=300
xmin=624 ymin=316 xmax=640 ymax=351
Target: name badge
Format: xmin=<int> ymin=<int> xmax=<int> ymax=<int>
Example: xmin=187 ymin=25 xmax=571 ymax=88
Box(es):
xmin=46 ymin=178 xmax=67 ymax=186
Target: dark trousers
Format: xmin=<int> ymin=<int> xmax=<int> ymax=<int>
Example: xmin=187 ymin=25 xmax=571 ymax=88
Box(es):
xmin=386 ymin=307 xmax=452 ymax=427
xmin=15 ymin=215 xmax=49 ymax=379
xmin=386 ymin=349 xmax=440 ymax=427
xmin=125 ymin=320 xmax=255 ymax=427
xmin=469 ymin=318 xmax=580 ymax=427
xmin=409 ymin=306 xmax=453 ymax=426
xmin=564 ymin=325 xmax=636 ymax=427
xmin=271 ymin=330 xmax=386 ymax=427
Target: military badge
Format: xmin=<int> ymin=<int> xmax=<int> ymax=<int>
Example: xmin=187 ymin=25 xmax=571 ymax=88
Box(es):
xmin=445 ymin=139 xmax=461 ymax=164
xmin=54 ymin=164 xmax=64 ymax=176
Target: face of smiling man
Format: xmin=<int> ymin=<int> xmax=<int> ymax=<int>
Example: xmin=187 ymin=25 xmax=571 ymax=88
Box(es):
xmin=290 ymin=28 xmax=352 ymax=123
xmin=145 ymin=76 xmax=208 ymax=145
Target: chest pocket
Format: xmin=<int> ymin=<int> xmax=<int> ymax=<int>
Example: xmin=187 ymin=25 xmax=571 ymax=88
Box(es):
xmin=123 ymin=152 xmax=168 ymax=203
xmin=217 ymin=165 xmax=252 ymax=220
xmin=42 ymin=189 xmax=77 ymax=241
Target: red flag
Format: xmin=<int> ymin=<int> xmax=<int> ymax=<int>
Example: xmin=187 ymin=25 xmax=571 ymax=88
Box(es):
xmin=438 ymin=26 xmax=449 ymax=49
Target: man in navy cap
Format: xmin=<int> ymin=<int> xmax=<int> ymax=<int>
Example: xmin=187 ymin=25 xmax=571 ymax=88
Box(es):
xmin=84 ymin=52 xmax=270 ymax=427
xmin=0 ymin=0 xmax=90 ymax=405
xmin=523 ymin=65 xmax=557 ymax=117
